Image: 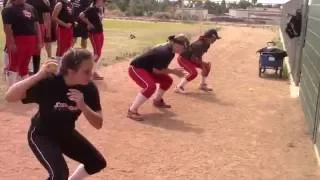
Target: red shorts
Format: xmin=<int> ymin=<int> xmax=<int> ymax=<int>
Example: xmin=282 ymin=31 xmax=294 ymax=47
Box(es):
xmin=89 ymin=32 xmax=104 ymax=61
xmin=8 ymin=35 xmax=37 ymax=76
xmin=128 ymin=66 xmax=173 ymax=98
xmin=178 ymin=56 xmax=204 ymax=81
xmin=56 ymin=26 xmax=73 ymax=56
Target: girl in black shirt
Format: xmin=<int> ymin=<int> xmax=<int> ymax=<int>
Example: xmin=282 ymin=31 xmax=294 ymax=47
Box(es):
xmin=2 ymin=0 xmax=42 ymax=86
xmin=79 ymin=0 xmax=104 ymax=80
xmin=176 ymin=29 xmax=220 ymax=93
xmin=52 ymin=0 xmax=75 ymax=64
xmin=128 ymin=34 xmax=189 ymax=120
xmin=5 ymin=49 xmax=106 ymax=180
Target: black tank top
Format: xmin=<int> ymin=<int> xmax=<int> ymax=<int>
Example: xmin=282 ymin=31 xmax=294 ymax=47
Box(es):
xmin=58 ymin=0 xmax=74 ymax=27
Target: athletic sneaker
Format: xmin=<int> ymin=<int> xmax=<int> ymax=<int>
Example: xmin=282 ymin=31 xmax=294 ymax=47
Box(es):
xmin=153 ymin=98 xmax=171 ymax=108
xmin=174 ymin=86 xmax=186 ymax=94
xmin=199 ymin=84 xmax=213 ymax=92
xmin=127 ymin=109 xmax=143 ymax=121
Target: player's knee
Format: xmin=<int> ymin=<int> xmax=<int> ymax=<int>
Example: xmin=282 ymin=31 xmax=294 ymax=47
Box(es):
xmin=51 ymin=166 xmax=69 ymax=180
xmin=84 ymin=156 xmax=107 ymax=175
xmin=143 ymin=84 xmax=157 ymax=98
xmin=188 ymin=70 xmax=198 ymax=81
xmin=161 ymin=77 xmax=173 ymax=90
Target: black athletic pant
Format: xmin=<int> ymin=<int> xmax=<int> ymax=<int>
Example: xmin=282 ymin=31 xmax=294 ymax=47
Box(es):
xmin=28 ymin=125 xmax=107 ymax=180
xmin=32 ymin=55 xmax=40 ymax=74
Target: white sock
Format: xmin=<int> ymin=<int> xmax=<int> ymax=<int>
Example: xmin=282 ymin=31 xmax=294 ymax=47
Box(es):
xmin=178 ymin=78 xmax=188 ymax=88
xmin=28 ymin=58 xmax=33 ymax=73
xmin=201 ymin=76 xmax=207 ymax=85
xmin=155 ymin=88 xmax=165 ymax=101
xmin=68 ymin=164 xmax=89 ymax=180
xmin=3 ymin=51 xmax=9 ymax=70
xmin=129 ymin=92 xmax=147 ymax=112
xmin=6 ymin=71 xmax=18 ymax=87
xmin=56 ymin=56 xmax=62 ymax=74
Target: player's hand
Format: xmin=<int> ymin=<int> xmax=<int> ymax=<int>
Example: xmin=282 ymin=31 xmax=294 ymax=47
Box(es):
xmin=87 ymin=23 xmax=94 ymax=30
xmin=66 ymin=23 xmax=73 ymax=28
xmin=67 ymin=89 xmax=86 ymax=110
xmin=172 ymin=68 xmax=185 ymax=78
xmin=37 ymin=60 xmax=59 ymax=78
xmin=7 ymin=43 xmax=17 ymax=53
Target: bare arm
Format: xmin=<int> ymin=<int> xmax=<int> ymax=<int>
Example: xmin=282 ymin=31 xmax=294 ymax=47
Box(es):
xmin=4 ymin=24 xmax=15 ymax=49
xmin=79 ymin=12 xmax=92 ymax=26
xmin=43 ymin=12 xmax=51 ymax=38
xmin=153 ymin=68 xmax=184 ymax=77
xmin=5 ymin=73 xmax=45 ymax=102
xmin=52 ymin=3 xmax=70 ymax=28
xmin=81 ymin=106 xmax=103 ymax=129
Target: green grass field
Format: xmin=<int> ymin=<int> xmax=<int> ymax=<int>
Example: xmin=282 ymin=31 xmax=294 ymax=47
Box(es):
xmin=0 ymin=19 xmax=217 ymax=67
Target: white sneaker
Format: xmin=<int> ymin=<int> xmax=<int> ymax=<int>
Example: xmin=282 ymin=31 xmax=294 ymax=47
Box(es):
xmin=174 ymin=86 xmax=186 ymax=94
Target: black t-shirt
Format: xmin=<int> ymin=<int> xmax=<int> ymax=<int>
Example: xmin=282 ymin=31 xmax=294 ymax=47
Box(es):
xmin=22 ymin=75 xmax=102 ymax=138
xmin=83 ymin=6 xmax=103 ymax=33
xmin=72 ymin=0 xmax=92 ymax=21
xmin=26 ymin=0 xmax=51 ymax=24
xmin=1 ymin=3 xmax=39 ymax=36
xmin=57 ymin=1 xmax=74 ymax=26
xmin=130 ymin=43 xmax=175 ymax=72
xmin=180 ymin=39 xmax=210 ymax=60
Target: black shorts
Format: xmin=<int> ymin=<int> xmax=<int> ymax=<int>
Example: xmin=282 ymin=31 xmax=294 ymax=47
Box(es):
xmin=28 ymin=125 xmax=107 ymax=179
xmin=44 ymin=23 xmax=57 ymax=43
xmin=73 ymin=22 xmax=89 ymax=39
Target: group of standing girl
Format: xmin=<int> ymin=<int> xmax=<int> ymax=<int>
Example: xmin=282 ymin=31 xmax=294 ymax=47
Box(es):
xmin=2 ymin=0 xmax=220 ymax=179
xmin=2 ymin=0 xmax=105 ymax=87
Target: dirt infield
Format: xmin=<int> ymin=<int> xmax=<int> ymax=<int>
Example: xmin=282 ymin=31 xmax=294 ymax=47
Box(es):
xmin=0 ymin=26 xmax=319 ymax=180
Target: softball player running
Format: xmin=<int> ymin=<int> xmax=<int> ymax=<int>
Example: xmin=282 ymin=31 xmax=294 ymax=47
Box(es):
xmin=128 ymin=34 xmax=189 ymax=120
xmin=5 ymin=48 xmax=106 ymax=180
xmin=175 ymin=29 xmax=220 ymax=93
xmin=79 ymin=0 xmax=104 ymax=80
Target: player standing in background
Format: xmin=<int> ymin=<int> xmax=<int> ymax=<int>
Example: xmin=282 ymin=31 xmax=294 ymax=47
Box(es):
xmin=127 ymin=34 xmax=189 ymax=120
xmin=52 ymin=0 xmax=75 ymax=65
xmin=26 ymin=0 xmax=51 ymax=74
xmin=175 ymin=29 xmax=220 ymax=93
xmin=2 ymin=0 xmax=42 ymax=86
xmin=79 ymin=0 xmax=104 ymax=80
xmin=72 ymin=0 xmax=92 ymax=48
xmin=44 ymin=0 xmax=57 ymax=59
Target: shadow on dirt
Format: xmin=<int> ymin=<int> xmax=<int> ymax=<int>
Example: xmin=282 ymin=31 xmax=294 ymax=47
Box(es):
xmin=140 ymin=109 xmax=204 ymax=134
xmin=178 ymin=92 xmax=234 ymax=106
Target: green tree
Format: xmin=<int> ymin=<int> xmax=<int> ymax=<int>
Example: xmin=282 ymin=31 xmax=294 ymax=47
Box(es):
xmin=256 ymin=3 xmax=263 ymax=7
xmin=252 ymin=0 xmax=257 ymax=6
xmin=238 ymin=0 xmax=253 ymax=9
xmin=221 ymin=0 xmax=227 ymax=13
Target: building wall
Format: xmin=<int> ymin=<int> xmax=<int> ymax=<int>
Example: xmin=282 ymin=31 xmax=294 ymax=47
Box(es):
xmin=300 ymin=0 xmax=320 ymax=148
xmin=175 ymin=8 xmax=209 ymax=20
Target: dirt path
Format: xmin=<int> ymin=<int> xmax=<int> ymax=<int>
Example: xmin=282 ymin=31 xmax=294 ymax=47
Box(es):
xmin=0 ymin=26 xmax=319 ymax=180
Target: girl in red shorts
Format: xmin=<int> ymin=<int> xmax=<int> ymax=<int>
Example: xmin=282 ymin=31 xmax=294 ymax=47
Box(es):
xmin=128 ymin=34 xmax=189 ymax=120
xmin=52 ymin=0 xmax=75 ymax=65
xmin=79 ymin=0 xmax=105 ymax=80
xmin=175 ymin=29 xmax=221 ymax=93
xmin=2 ymin=0 xmax=42 ymax=86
